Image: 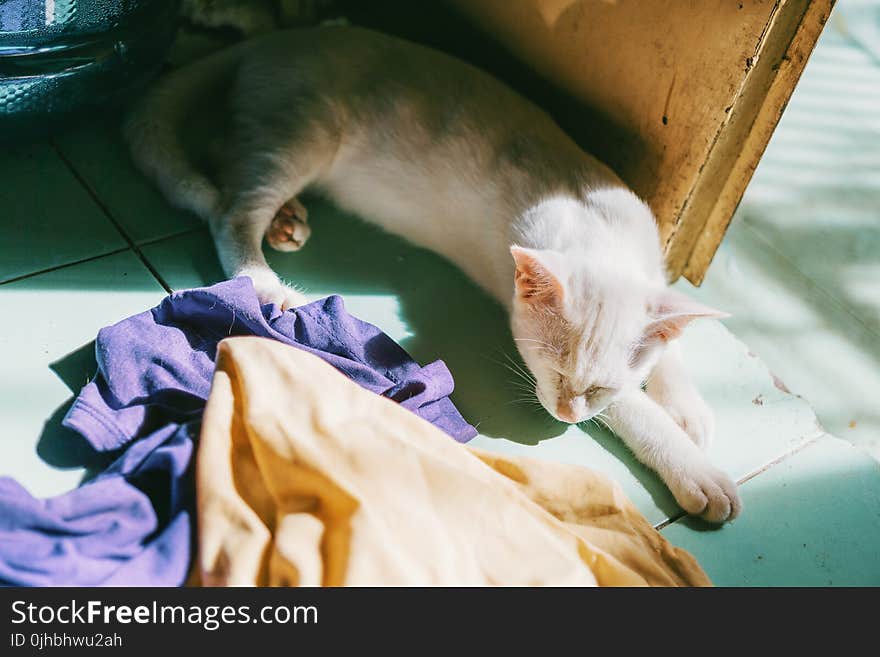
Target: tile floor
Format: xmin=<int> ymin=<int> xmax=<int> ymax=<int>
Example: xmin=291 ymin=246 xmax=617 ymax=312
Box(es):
xmin=684 ymin=0 xmax=880 ymax=461
xmin=1 ymin=1 xmax=879 ymax=586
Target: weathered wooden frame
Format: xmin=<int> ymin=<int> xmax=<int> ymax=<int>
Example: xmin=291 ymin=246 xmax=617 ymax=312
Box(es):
xmin=449 ymin=0 xmax=835 ymax=284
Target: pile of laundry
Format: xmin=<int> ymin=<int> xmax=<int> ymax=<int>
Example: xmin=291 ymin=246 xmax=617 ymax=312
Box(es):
xmin=0 ymin=278 xmax=710 ymax=586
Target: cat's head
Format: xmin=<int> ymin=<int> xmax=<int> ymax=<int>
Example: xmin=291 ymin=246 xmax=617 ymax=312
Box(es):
xmin=508 ymin=244 xmax=725 ymax=424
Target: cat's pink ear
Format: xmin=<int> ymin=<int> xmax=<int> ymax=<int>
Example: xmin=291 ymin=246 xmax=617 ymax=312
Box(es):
xmin=646 ymin=289 xmax=729 ymax=341
xmin=510 ymin=246 xmax=567 ymax=309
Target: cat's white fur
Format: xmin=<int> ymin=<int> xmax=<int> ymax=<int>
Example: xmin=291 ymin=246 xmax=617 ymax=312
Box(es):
xmin=125 ymin=26 xmax=741 ymax=522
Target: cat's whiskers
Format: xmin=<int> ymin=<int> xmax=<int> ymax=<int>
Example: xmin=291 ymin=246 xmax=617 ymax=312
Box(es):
xmin=507 ymin=373 xmax=538 ymax=400
xmin=593 ymin=411 xmax=612 ymax=431
xmin=497 ymin=353 xmax=536 ymax=388
xmin=499 ymin=362 xmax=535 ymax=389
xmin=483 ymin=350 xmax=530 ymax=377
xmin=482 ymin=350 xmax=541 ymax=408
xmin=513 ymin=337 xmax=560 ymax=355
xmin=506 ymin=396 xmax=545 ymax=409
xmin=488 ymin=348 xmax=544 ymax=411
xmin=502 ymin=349 xmax=535 ymax=380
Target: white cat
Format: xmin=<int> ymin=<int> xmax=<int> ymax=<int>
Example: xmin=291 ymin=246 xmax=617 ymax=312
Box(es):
xmin=125 ymin=26 xmax=741 ymax=522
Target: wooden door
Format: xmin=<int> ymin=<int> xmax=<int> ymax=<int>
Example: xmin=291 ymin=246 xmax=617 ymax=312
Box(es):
xmin=447 ymin=0 xmax=834 ymax=284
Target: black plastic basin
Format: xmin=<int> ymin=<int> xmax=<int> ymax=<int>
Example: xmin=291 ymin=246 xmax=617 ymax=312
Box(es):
xmin=0 ymin=0 xmax=179 ymax=141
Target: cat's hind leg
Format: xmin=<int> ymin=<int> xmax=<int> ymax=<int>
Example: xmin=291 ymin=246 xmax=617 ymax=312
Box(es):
xmin=210 ymin=151 xmax=322 ymax=309
xmin=213 ymin=113 xmax=337 ymax=308
xmin=210 ymin=193 xmax=309 ymax=310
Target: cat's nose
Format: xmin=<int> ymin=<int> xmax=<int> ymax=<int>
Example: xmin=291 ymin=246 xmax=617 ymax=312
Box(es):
xmin=555 ymin=400 xmax=577 ymax=423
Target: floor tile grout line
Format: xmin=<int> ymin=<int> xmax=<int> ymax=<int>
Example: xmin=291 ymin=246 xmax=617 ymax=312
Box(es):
xmin=50 ymin=140 xmax=174 ymax=295
xmin=138 ymin=225 xmax=206 ymax=248
xmin=654 ymin=513 xmax=685 ymax=531
xmin=733 ymin=432 xmax=822 ymax=488
xmin=653 ymin=433 xmax=823 ymax=531
xmin=0 ymin=227 xmax=207 ymax=289
xmin=0 ymin=246 xmax=131 ymax=287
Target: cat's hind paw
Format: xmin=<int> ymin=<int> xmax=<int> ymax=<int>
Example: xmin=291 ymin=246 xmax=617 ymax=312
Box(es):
xmin=266 ymin=198 xmax=311 ymax=252
xmin=261 ymin=283 xmax=308 ymax=311
xmin=244 ymin=268 xmax=308 ymax=311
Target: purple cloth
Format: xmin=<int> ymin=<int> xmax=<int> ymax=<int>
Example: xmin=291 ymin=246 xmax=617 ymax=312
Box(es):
xmin=0 ymin=277 xmax=475 ymax=586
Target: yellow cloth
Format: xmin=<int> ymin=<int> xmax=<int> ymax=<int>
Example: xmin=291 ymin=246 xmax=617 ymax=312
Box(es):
xmin=197 ymin=337 xmax=710 ymax=587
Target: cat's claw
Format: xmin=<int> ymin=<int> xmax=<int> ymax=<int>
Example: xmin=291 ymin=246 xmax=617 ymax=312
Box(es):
xmin=266 ymin=198 xmax=311 ymax=252
xmin=668 ymin=460 xmax=741 ymax=523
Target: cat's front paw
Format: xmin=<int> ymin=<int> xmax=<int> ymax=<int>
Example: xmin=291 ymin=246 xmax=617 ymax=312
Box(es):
xmin=651 ymin=386 xmax=716 ymax=451
xmin=667 ymin=459 xmax=741 ymax=523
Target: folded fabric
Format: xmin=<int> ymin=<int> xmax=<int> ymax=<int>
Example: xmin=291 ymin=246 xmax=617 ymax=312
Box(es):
xmin=0 ymin=424 xmax=194 ymax=587
xmin=0 ymin=278 xmax=475 ymax=586
xmin=199 ymin=337 xmax=710 ymax=587
xmin=69 ymin=276 xmax=475 ymax=449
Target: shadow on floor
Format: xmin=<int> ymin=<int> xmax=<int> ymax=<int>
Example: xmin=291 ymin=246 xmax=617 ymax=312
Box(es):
xmin=148 ymin=196 xmax=571 ymax=446
xmin=662 ymin=441 xmax=880 ymax=586
xmin=37 ymin=342 xmax=118 ymax=478
xmin=578 ymin=421 xmax=684 ymax=521
xmin=30 ymin=194 xmax=688 ymax=514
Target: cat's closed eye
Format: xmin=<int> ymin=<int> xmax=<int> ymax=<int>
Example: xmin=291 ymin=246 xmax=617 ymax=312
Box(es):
xmin=582 ymin=385 xmax=612 ymax=399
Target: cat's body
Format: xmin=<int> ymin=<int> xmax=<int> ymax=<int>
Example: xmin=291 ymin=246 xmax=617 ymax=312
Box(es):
xmin=126 ymin=26 xmax=741 ymax=522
